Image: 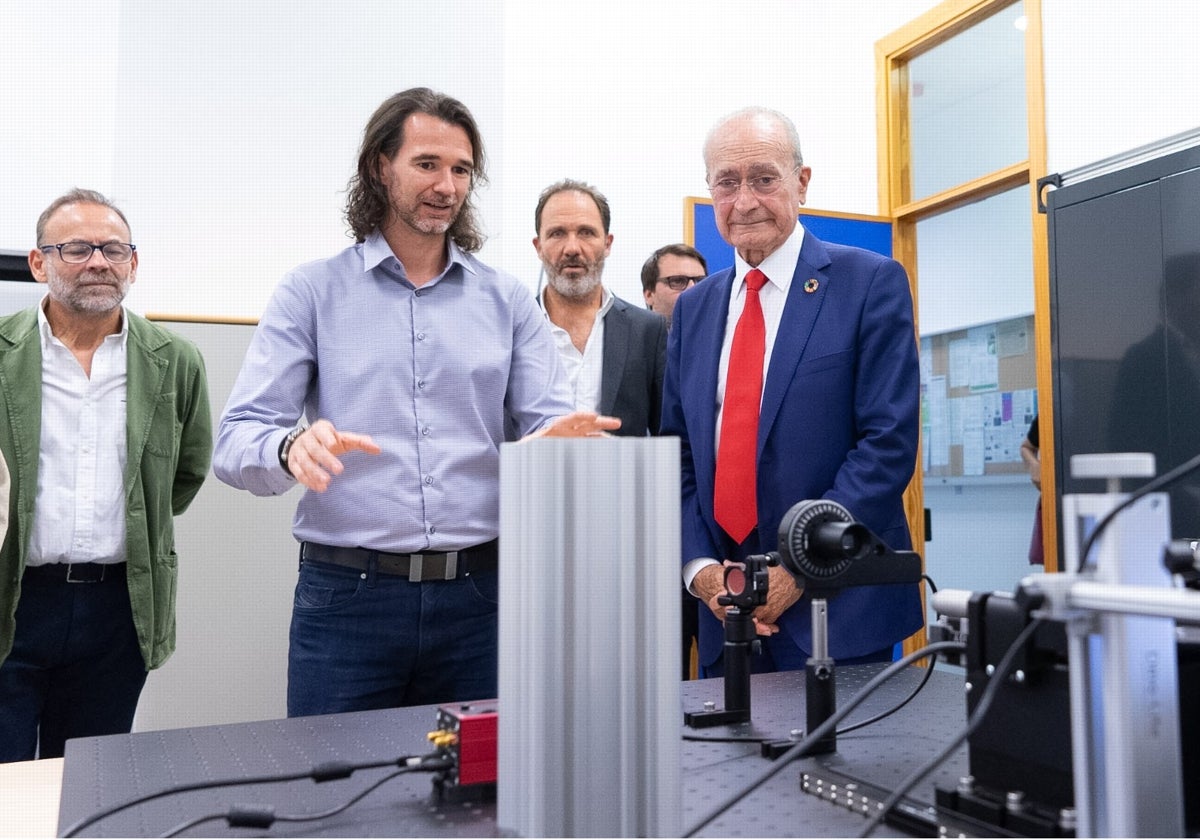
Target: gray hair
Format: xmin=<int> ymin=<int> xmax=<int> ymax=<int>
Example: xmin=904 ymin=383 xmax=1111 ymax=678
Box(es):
xmin=36 ymin=188 xmax=130 ymax=245
xmin=534 ymin=178 xmax=612 ymax=235
xmin=703 ymin=106 xmax=804 ymax=176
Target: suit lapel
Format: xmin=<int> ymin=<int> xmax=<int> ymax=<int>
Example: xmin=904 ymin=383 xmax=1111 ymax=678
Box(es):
xmin=599 ymin=300 xmax=628 ymax=416
xmin=758 ymin=234 xmax=832 ymax=448
xmin=688 ymin=268 xmax=734 ymax=477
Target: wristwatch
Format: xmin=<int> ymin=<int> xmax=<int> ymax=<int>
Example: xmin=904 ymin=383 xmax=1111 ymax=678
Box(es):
xmin=279 ymin=422 xmax=309 ymax=477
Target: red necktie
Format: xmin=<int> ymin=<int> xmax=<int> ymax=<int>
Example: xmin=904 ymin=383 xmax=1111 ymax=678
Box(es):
xmin=714 ymin=268 xmax=768 ymax=544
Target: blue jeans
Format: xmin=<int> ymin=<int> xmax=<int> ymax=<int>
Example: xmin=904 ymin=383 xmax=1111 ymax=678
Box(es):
xmin=287 ymin=559 xmax=499 ymax=716
xmin=0 ymin=566 xmax=147 ymax=762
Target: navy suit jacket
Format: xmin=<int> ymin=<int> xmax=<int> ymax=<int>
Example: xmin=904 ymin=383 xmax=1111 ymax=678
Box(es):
xmin=599 ymin=295 xmax=667 ymax=437
xmin=660 ymin=231 xmax=922 ymax=664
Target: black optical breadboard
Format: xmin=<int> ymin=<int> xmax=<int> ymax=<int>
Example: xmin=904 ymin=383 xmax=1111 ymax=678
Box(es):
xmin=59 ymin=664 xmax=969 ymax=837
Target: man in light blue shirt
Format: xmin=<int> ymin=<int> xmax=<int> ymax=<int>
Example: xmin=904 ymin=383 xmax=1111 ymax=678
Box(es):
xmin=215 ymin=88 xmax=617 ymax=715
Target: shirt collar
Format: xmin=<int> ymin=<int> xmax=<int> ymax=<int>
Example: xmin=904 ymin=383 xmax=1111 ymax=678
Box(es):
xmin=361 ymin=228 xmax=478 ymax=285
xmin=37 ymin=297 xmax=129 ymax=351
xmin=733 ymin=222 xmax=806 ymax=291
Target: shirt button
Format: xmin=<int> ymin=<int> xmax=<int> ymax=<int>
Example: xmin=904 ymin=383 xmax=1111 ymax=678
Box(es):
xmin=417 ymin=380 xmax=425 ymax=389
xmin=417 ymin=332 xmax=425 ymax=341
xmin=424 ymin=475 xmax=434 ymax=485
xmin=422 ymin=427 xmax=430 ymax=436
xmin=428 ymin=525 xmax=436 ymax=535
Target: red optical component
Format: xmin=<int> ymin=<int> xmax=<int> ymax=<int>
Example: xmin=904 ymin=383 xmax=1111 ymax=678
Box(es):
xmin=725 ymin=565 xmax=746 ymax=596
xmin=436 ymin=701 xmax=498 ymax=787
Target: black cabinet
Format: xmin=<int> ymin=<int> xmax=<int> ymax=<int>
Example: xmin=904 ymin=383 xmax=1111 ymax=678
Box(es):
xmin=1049 ymin=145 xmax=1200 ymax=543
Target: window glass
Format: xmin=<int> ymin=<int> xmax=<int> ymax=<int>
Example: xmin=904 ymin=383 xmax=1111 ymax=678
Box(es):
xmin=916 ymin=185 xmax=1033 ymax=335
xmin=908 ymin=1 xmax=1027 ymax=200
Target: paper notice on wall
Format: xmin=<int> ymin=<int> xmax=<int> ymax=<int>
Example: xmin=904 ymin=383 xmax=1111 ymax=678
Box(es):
xmin=927 ymin=375 xmax=949 ymax=467
xmin=968 ymin=325 xmax=999 ymax=393
xmin=962 ymin=426 xmax=985 ymax=476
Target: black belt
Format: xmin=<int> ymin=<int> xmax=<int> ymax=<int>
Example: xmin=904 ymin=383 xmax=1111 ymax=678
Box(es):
xmin=23 ymin=562 xmax=126 ymax=584
xmin=299 ymin=540 xmax=498 ymax=582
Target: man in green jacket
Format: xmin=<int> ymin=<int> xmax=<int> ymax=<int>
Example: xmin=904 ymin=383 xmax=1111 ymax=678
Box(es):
xmin=0 ymin=189 xmax=211 ymax=762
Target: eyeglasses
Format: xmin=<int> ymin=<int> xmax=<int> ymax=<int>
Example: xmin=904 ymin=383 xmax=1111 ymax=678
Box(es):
xmin=708 ymin=168 xmax=799 ymax=203
xmin=658 ymin=275 xmax=705 ymax=291
xmin=40 ymin=241 xmax=136 ymax=264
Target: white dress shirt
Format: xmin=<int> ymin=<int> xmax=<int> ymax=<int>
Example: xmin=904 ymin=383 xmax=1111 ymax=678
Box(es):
xmin=28 ymin=303 xmax=128 ymax=566
xmin=541 ymin=286 xmax=614 ymax=413
xmin=686 ymin=224 xmax=807 ymax=591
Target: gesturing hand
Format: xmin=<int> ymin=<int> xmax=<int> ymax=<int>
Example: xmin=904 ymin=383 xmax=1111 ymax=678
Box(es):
xmin=526 ymin=411 xmax=622 ymax=438
xmin=285 ymin=418 xmax=381 ymax=493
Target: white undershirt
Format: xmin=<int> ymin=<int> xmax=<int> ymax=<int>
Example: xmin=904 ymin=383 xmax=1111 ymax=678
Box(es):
xmin=541 ymin=286 xmax=614 ymax=413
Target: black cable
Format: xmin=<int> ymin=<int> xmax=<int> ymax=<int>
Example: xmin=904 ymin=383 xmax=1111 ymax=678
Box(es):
xmin=856 ymin=617 xmax=1045 ymax=838
xmin=839 ymin=572 xmax=942 ymax=735
xmin=684 ymin=573 xmax=945 ymax=745
xmin=61 ymin=753 xmax=438 ymax=837
xmin=681 ymin=639 xmax=965 ymax=838
xmin=161 ymin=759 xmax=451 ymax=838
xmin=837 ymin=653 xmax=937 ymax=736
xmin=1075 ymin=449 xmax=1200 ymax=573
xmin=682 ymin=643 xmax=939 ymax=745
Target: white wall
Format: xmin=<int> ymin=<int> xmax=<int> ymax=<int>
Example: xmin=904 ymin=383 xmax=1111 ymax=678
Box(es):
xmin=4 ymin=2 xmax=1196 ymax=312
xmin=1042 ymin=2 xmax=1200 ymax=174
xmin=0 ymin=0 xmax=942 ymax=319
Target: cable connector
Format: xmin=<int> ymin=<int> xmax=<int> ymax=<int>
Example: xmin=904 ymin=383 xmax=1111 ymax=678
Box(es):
xmin=226 ymin=805 xmax=276 ymax=829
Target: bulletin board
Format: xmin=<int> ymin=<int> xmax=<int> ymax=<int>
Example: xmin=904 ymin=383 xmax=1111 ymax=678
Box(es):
xmin=921 ymin=314 xmax=1038 ymax=479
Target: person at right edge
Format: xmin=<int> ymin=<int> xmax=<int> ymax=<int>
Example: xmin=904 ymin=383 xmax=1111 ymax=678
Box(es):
xmin=1020 ymin=415 xmax=1044 ymax=565
xmin=660 ymin=106 xmax=923 ymax=677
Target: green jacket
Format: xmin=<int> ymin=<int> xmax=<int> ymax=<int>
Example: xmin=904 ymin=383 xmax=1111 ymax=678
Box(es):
xmin=0 ymin=307 xmax=212 ymax=670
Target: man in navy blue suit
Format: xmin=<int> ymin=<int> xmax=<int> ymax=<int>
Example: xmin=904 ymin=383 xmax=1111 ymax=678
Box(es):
xmin=660 ymin=106 xmax=922 ymax=676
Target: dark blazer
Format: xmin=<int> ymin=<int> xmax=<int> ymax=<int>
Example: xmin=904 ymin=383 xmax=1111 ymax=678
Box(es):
xmin=660 ymin=231 xmax=922 ymax=664
xmin=600 ymin=295 xmax=667 ymax=437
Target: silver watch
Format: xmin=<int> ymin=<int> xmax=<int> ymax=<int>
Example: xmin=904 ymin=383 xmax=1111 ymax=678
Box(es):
xmin=279 ymin=422 xmax=309 ymax=476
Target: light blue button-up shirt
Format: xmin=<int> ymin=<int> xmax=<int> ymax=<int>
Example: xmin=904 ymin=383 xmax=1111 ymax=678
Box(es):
xmin=214 ymin=231 xmax=573 ymax=553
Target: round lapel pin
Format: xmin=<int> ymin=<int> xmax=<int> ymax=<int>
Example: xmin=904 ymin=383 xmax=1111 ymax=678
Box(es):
xmin=804 ymin=278 xmax=819 ymax=293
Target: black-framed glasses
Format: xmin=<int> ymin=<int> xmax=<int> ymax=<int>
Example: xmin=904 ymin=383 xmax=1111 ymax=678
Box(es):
xmin=708 ymin=167 xmax=800 ymax=203
xmin=40 ymin=241 xmax=136 ymax=264
xmin=658 ymin=275 xmax=705 ymax=291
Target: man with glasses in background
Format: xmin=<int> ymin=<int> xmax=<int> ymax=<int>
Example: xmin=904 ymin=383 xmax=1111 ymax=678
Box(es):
xmin=641 ymin=243 xmax=708 ymax=329
xmin=661 ymin=107 xmax=922 ymax=678
xmin=533 ymin=179 xmax=667 ymax=438
xmin=0 ymin=189 xmax=212 ymax=761
xmin=640 ymin=246 xmax=707 ymax=677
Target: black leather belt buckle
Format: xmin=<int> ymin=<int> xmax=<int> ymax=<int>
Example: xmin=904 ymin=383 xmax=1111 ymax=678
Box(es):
xmin=301 ymin=541 xmax=496 ymax=581
xmin=69 ymin=563 xmax=110 ymax=583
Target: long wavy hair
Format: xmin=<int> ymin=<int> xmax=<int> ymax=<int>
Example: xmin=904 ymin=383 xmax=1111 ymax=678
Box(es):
xmin=345 ymin=88 xmax=488 ymax=251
